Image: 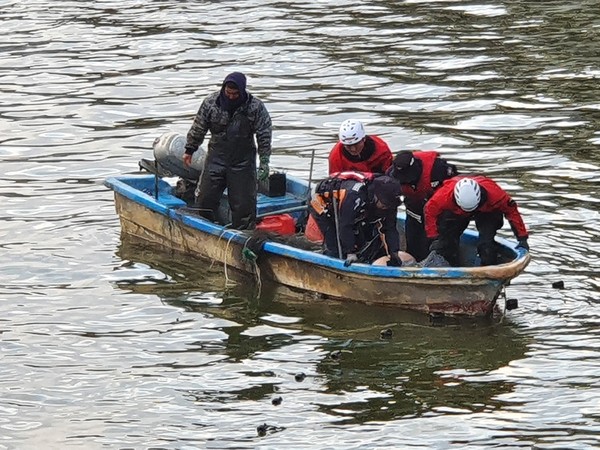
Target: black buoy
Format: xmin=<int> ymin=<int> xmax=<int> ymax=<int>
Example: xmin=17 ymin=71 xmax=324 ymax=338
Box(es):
xmin=552 ymin=280 xmax=565 ymax=289
xmin=271 ymin=396 xmax=282 ymax=406
xmin=506 ymin=298 xmax=519 ymax=310
xmin=329 ymin=350 xmax=342 ymax=360
xmin=257 ymin=423 xmax=268 ymax=437
xmin=429 ymin=312 xmax=445 ymax=327
xmin=294 ymin=372 xmax=306 ymax=382
xmin=380 ymin=328 xmax=393 ymax=339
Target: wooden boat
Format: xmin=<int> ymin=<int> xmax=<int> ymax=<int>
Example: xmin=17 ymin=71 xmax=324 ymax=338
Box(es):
xmin=104 ymin=172 xmax=530 ymax=316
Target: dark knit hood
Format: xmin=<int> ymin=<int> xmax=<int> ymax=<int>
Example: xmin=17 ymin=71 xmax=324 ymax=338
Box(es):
xmin=219 ymin=71 xmax=248 ymax=112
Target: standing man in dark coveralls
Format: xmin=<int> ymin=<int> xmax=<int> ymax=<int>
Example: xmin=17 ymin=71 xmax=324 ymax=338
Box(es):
xmin=424 ymin=176 xmax=530 ymax=266
xmin=387 ymin=150 xmax=458 ymax=261
xmin=183 ymin=72 xmax=272 ymax=230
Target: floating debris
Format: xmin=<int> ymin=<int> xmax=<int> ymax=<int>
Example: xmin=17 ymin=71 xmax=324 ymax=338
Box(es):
xmin=429 ymin=313 xmax=445 ymax=327
xmin=552 ymin=280 xmax=565 ymax=289
xmin=256 ymin=422 xmax=284 ymax=437
xmin=257 ymin=423 xmax=268 ymax=437
xmin=506 ymin=298 xmax=519 ymax=310
xmin=380 ymin=328 xmax=393 ymax=339
xmin=271 ymin=396 xmax=282 ymax=406
xmin=329 ymin=350 xmax=342 ymax=360
xmin=294 ymin=372 xmax=306 ymax=382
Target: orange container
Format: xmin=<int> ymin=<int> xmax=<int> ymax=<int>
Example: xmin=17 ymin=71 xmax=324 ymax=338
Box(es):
xmin=256 ymin=214 xmax=296 ymax=235
xmin=304 ymin=214 xmax=324 ymax=244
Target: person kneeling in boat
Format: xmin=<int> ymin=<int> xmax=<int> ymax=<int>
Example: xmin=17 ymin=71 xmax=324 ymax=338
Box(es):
xmin=387 ymin=150 xmax=458 ymax=261
xmin=328 ymin=119 xmax=393 ymax=175
xmin=309 ymin=172 xmax=412 ymax=267
xmin=423 ymin=176 xmax=530 ymax=267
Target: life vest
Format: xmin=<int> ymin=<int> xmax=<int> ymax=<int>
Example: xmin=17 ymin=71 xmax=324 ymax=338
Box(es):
xmin=311 ymin=171 xmax=374 ymax=216
xmin=328 ymin=171 xmax=375 ymax=183
xmin=400 ymin=151 xmax=439 ymax=204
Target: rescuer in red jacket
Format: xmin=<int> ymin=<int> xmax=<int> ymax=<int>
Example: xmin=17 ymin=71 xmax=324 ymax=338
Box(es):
xmin=424 ymin=176 xmax=530 ymax=266
xmin=387 ymin=150 xmax=458 ymax=261
xmin=328 ymin=119 xmax=393 ymax=175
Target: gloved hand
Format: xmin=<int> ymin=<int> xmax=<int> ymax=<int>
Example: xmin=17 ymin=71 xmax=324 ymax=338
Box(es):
xmin=387 ymin=253 xmax=402 ymax=267
xmin=516 ymin=238 xmax=529 ymax=251
xmin=429 ymin=239 xmax=443 ymax=252
xmin=344 ymin=253 xmax=359 ymax=267
xmin=257 ymin=155 xmax=270 ymax=182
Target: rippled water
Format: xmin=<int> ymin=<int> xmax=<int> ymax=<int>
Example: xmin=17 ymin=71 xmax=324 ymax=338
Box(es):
xmin=1 ymin=1 xmax=600 ymax=448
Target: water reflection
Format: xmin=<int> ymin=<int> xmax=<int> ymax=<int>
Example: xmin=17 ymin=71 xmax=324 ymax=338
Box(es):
xmin=116 ymin=238 xmax=529 ymax=423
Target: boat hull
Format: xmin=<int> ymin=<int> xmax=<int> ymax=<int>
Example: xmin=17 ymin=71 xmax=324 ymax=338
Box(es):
xmin=107 ymin=175 xmax=530 ymax=316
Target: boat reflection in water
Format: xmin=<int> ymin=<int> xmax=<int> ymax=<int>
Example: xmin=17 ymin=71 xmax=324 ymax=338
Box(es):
xmin=114 ymin=238 xmax=529 ymax=423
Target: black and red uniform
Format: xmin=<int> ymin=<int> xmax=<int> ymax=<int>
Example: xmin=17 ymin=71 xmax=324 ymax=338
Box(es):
xmin=328 ymin=135 xmax=393 ymax=175
xmin=424 ymin=175 xmax=529 ymax=266
xmin=309 ymin=172 xmax=401 ymax=263
xmin=387 ymin=151 xmax=457 ymax=261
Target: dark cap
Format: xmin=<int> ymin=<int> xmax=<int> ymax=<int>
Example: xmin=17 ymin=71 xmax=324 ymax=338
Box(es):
xmin=370 ymin=176 xmax=402 ymax=209
xmin=390 ymin=151 xmax=418 ymax=184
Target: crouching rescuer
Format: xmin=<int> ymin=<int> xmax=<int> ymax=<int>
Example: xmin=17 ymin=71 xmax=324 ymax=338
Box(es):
xmin=424 ymin=176 xmax=530 ymax=266
xmin=309 ymin=172 xmax=406 ymax=267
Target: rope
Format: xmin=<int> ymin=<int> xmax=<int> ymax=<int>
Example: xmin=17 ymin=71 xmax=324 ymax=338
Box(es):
xmin=240 ymin=235 xmax=264 ymax=298
xmin=215 ymin=226 xmax=265 ymax=297
xmin=498 ymin=287 xmax=507 ymax=323
xmin=254 ymin=262 xmax=262 ymax=299
xmin=219 ymin=228 xmax=240 ymax=288
xmin=224 ymin=233 xmax=237 ymax=287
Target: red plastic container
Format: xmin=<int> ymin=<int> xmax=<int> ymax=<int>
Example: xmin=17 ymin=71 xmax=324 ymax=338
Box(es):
xmin=304 ymin=214 xmax=324 ymax=244
xmin=256 ymin=214 xmax=296 ymax=235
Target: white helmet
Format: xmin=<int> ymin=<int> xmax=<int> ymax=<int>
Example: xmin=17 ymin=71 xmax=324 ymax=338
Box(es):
xmin=339 ymin=119 xmax=366 ymax=145
xmin=454 ymin=178 xmax=481 ymax=212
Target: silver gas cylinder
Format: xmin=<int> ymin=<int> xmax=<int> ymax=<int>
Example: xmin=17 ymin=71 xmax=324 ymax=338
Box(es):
xmin=152 ymin=132 xmax=206 ymax=181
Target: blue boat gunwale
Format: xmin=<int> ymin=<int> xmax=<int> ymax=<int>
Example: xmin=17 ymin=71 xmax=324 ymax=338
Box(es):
xmin=104 ymin=174 xmax=529 ymax=281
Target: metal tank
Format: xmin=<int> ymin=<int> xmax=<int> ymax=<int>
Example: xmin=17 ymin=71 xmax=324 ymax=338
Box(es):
xmin=152 ymin=132 xmax=206 ymax=181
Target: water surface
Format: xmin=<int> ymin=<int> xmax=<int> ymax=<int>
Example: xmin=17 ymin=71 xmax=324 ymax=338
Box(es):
xmin=1 ymin=1 xmax=599 ymax=448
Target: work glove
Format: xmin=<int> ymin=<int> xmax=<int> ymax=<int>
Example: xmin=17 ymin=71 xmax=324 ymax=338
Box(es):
xmin=344 ymin=253 xmax=359 ymax=267
xmin=257 ymin=155 xmax=270 ymax=182
xmin=387 ymin=253 xmax=402 ymax=267
xmin=516 ymin=238 xmax=529 ymax=251
xmin=429 ymin=239 xmax=443 ymax=252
